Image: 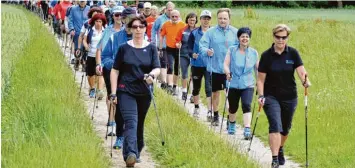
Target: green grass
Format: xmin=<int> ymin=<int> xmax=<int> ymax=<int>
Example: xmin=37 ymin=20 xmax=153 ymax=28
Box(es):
xmin=183 ymin=7 xmax=355 ymax=168
xmin=1 ymin=5 xmax=110 ymax=168
xmin=145 ymin=88 xmax=258 ymax=168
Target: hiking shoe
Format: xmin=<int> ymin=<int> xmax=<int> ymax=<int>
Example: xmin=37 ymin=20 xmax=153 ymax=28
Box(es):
xmin=207 ymin=110 xmax=213 ymax=122
xmin=193 ymin=108 xmax=199 ymax=118
xmin=97 ymin=90 xmax=104 ymax=100
xmin=167 ymin=86 xmax=173 ymax=95
xmin=190 ymin=95 xmax=194 ymax=103
xmin=271 ymin=160 xmax=279 ymax=168
xmin=278 ymin=147 xmax=285 ymax=165
xmin=244 ymin=127 xmax=252 ymax=140
xmin=70 ymin=58 xmax=75 ymax=64
xmin=172 ymin=87 xmax=178 ymax=96
xmin=126 ymin=153 xmax=137 ymax=167
xmin=107 ymin=132 xmax=116 ymax=136
xmin=228 ymin=122 xmax=236 ymax=135
xmin=161 ymin=82 xmax=167 ymax=90
xmin=212 ymin=115 xmax=219 ymax=126
xmin=89 ymin=88 xmax=96 ymax=98
xmin=74 ymin=59 xmax=80 ymax=71
xmin=113 ymin=136 xmax=124 ymax=149
xmin=182 ymin=92 xmax=187 ymax=100
xmin=136 ymin=158 xmax=141 ymax=163
xmin=107 ymin=121 xmax=116 ymax=126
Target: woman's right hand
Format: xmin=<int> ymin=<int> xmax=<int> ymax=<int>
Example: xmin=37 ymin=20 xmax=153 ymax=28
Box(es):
xmin=192 ymin=53 xmax=198 ymax=59
xmin=226 ymin=73 xmax=232 ymax=81
xmin=258 ymin=95 xmax=265 ymax=106
xmin=110 ymin=94 xmax=117 ymax=104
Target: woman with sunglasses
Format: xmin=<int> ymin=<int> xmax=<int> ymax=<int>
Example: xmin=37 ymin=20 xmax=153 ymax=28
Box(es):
xmin=110 ymin=15 xmax=160 ymax=167
xmin=257 ymin=24 xmax=311 ymax=168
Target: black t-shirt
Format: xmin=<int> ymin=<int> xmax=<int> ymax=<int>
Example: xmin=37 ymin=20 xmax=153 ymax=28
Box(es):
xmin=113 ymin=43 xmax=160 ymax=96
xmin=258 ymin=44 xmax=303 ymax=100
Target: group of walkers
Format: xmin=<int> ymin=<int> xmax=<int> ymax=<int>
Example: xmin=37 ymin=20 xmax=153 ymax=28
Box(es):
xmin=23 ymin=1 xmax=311 ymax=168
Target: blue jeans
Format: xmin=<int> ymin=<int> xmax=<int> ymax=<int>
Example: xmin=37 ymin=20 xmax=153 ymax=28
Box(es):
xmin=118 ymin=91 xmax=151 ymax=160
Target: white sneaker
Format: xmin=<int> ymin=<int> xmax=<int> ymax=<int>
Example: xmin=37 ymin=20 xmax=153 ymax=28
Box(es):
xmin=193 ymin=108 xmax=200 ymax=118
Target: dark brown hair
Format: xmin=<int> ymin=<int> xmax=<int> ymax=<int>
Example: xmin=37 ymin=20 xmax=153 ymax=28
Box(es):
xmin=88 ymin=7 xmax=103 ymax=19
xmin=185 ymin=12 xmax=198 ymax=25
xmin=127 ymin=15 xmax=147 ymax=28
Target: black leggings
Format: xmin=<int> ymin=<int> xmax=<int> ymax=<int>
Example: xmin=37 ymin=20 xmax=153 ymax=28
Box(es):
xmin=166 ymin=47 xmax=179 ymax=75
xmin=228 ymin=88 xmax=254 ymax=114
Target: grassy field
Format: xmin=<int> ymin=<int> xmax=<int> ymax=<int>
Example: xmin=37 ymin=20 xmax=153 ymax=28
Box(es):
xmin=183 ymin=8 xmax=355 ymax=167
xmin=1 ymin=5 xmax=110 ymax=167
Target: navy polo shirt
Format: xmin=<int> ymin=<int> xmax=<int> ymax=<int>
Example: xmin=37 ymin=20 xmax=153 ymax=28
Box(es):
xmin=258 ymin=44 xmax=303 ymax=100
xmin=113 ymin=43 xmax=160 ymax=96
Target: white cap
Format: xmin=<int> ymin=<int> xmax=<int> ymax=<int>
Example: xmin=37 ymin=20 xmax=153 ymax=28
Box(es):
xmin=200 ymin=10 xmax=212 ymax=18
xmin=144 ymin=2 xmax=152 ymax=9
xmin=112 ymin=6 xmax=125 ymax=13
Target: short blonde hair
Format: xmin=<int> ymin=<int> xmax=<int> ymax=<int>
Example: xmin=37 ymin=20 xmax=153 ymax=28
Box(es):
xmin=217 ymin=8 xmax=231 ymax=18
xmin=272 ymin=24 xmax=291 ymax=35
xmin=151 ymin=5 xmax=158 ymax=11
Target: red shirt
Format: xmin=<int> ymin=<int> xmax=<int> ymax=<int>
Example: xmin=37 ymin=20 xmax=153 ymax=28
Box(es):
xmin=58 ymin=2 xmax=72 ymax=20
xmin=146 ymin=16 xmax=157 ymax=42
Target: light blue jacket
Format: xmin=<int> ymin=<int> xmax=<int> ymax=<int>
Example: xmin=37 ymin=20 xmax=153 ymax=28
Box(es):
xmin=228 ymin=45 xmax=258 ymax=89
xmin=101 ymin=28 xmax=131 ymax=70
xmin=97 ymin=24 xmax=124 ymax=50
xmin=200 ymin=25 xmax=239 ymax=74
xmin=68 ymin=5 xmax=90 ymax=36
xmin=151 ymin=14 xmax=169 ymax=47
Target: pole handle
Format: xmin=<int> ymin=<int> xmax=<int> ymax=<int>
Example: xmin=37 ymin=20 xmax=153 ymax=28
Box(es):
xmin=304 ymin=74 xmax=308 ymax=96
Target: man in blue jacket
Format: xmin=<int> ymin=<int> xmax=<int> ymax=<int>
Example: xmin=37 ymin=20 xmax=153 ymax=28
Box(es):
xmin=200 ymin=8 xmax=239 ymax=126
xmin=68 ymin=1 xmax=90 ymax=68
xmin=188 ymin=10 xmax=213 ymax=120
xmin=151 ymin=1 xmax=174 ymax=90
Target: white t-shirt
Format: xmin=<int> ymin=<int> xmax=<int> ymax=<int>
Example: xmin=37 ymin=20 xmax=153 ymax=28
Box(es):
xmin=85 ymin=27 xmax=105 ymax=57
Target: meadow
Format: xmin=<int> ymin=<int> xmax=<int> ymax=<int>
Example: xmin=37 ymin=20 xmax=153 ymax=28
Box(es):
xmin=2 ymin=5 xmax=354 ymax=168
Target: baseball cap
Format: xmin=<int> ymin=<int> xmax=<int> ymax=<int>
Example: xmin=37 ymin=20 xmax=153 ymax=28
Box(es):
xmin=121 ymin=7 xmax=136 ymax=17
xmin=138 ymin=2 xmax=144 ymax=9
xmin=144 ymin=2 xmax=151 ymax=9
xmin=200 ymin=10 xmax=212 ymax=18
xmin=112 ymin=6 xmax=124 ymax=13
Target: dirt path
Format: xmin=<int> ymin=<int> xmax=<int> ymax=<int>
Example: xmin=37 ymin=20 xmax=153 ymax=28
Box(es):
xmin=49 ymin=25 xmax=157 ymax=167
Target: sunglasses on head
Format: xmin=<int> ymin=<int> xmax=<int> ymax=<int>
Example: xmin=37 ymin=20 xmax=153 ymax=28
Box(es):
xmin=274 ymin=35 xmax=288 ymax=40
xmin=131 ymin=25 xmax=146 ymax=29
xmin=114 ymin=13 xmax=121 ymax=17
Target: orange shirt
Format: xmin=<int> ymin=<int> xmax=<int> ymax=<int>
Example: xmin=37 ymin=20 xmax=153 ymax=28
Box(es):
xmin=146 ymin=16 xmax=157 ymax=42
xmin=160 ymin=21 xmax=186 ymax=48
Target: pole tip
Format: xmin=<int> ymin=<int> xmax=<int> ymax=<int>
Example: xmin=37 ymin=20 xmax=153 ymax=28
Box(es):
xmin=162 ymin=141 xmax=165 ymax=146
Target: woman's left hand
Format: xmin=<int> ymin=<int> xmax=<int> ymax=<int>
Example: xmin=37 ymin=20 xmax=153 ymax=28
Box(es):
xmin=144 ymin=74 xmax=154 ymax=84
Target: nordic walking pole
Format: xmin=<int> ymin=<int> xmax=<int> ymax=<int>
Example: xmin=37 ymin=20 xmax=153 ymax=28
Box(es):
xmin=105 ymin=100 xmax=112 ymax=140
xmin=304 ymin=74 xmax=309 ymax=168
xmin=148 ymin=84 xmax=165 ymax=146
xmin=110 ymin=100 xmax=114 ymax=158
xmin=64 ymin=33 xmax=69 ymax=54
xmin=209 ymin=50 xmax=214 ymax=128
xmin=250 ymin=89 xmax=258 ymax=129
xmin=91 ymin=76 xmax=98 ymax=120
xmin=68 ymin=35 xmax=73 ymax=66
xmin=79 ymin=70 xmax=85 ymax=96
xmin=220 ymin=80 xmax=231 ymax=135
xmin=248 ymin=105 xmax=262 ymax=151
xmin=184 ymin=76 xmax=192 ymax=107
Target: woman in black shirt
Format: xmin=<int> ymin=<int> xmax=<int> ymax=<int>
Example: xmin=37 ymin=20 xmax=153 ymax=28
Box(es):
xmin=110 ymin=15 xmax=160 ymax=167
xmin=257 ymin=24 xmax=311 ymax=168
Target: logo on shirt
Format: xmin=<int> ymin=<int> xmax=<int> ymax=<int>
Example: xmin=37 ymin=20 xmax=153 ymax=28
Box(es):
xmin=143 ymin=49 xmax=147 ymax=52
xmin=286 ymin=60 xmax=294 ymax=64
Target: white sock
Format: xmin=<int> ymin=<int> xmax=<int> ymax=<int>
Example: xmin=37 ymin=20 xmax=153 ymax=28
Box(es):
xmin=182 ymin=88 xmax=187 ymax=92
xmin=243 ymin=112 xmax=252 ymax=127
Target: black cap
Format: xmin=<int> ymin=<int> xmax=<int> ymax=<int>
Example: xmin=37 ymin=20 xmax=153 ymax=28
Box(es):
xmin=138 ymin=2 xmax=144 ymax=9
xmin=121 ymin=7 xmax=136 ymax=17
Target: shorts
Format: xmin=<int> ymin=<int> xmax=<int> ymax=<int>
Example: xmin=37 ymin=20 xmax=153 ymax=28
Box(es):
xmin=180 ymin=56 xmax=190 ymax=79
xmin=263 ymin=95 xmax=298 ymax=136
xmin=86 ymin=56 xmax=96 ymax=76
xmin=103 ymin=67 xmax=111 ymax=96
xmin=228 ymin=88 xmax=254 ymax=114
xmin=211 ymin=72 xmax=226 ymax=92
xmin=158 ymin=48 xmax=167 ymax=68
xmin=166 ymin=46 xmax=179 ymax=75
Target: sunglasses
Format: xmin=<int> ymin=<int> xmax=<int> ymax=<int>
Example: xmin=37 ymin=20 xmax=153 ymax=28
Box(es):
xmin=274 ymin=35 xmax=288 ymax=40
xmin=131 ymin=25 xmax=146 ymax=29
xmin=114 ymin=13 xmax=121 ymax=17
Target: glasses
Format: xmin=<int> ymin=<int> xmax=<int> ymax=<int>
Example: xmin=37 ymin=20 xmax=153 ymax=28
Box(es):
xmin=274 ymin=35 xmax=288 ymax=40
xmin=171 ymin=16 xmax=179 ymax=18
xmin=114 ymin=13 xmax=121 ymax=17
xmin=131 ymin=25 xmax=146 ymax=29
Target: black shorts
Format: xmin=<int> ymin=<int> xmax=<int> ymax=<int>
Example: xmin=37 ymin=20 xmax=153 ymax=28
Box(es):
xmin=228 ymin=88 xmax=254 ymax=114
xmin=211 ymin=72 xmax=226 ymax=92
xmin=103 ymin=67 xmax=111 ymax=96
xmin=86 ymin=57 xmax=96 ymax=76
xmin=158 ymin=48 xmax=167 ymax=68
xmin=263 ymin=95 xmax=298 ymax=136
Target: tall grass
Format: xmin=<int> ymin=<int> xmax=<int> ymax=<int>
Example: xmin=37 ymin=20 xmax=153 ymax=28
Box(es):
xmin=145 ymin=88 xmax=258 ymax=168
xmin=1 ymin=5 xmax=110 ymax=168
xmin=188 ymin=7 xmax=355 ymax=167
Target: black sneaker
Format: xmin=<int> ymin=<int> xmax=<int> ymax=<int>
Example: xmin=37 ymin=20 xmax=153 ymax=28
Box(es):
xmin=271 ymin=160 xmax=279 ymax=168
xmin=182 ymin=92 xmax=187 ymax=100
xmin=161 ymin=82 xmax=167 ymax=90
xmin=70 ymin=58 xmax=75 ymax=64
xmin=212 ymin=115 xmax=219 ymax=126
xmin=278 ymin=147 xmax=285 ymax=165
xmin=167 ymin=86 xmax=173 ymax=95
xmin=82 ymin=64 xmax=86 ymax=72
xmin=74 ymin=59 xmax=80 ymax=71
xmin=207 ymin=110 xmax=213 ymax=122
